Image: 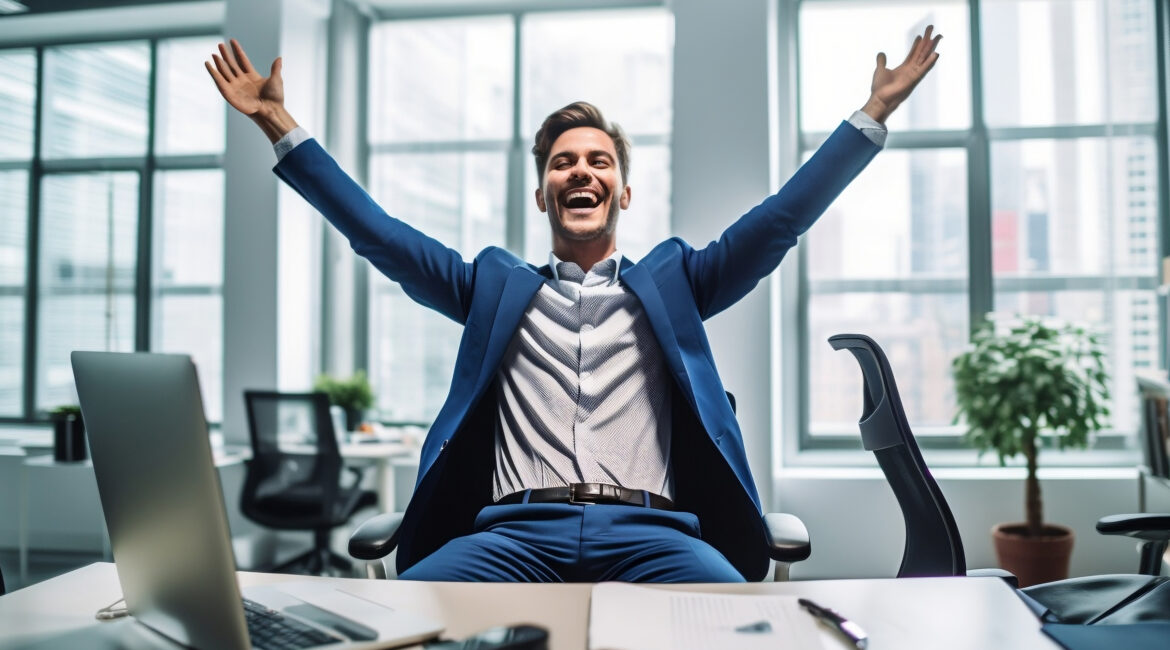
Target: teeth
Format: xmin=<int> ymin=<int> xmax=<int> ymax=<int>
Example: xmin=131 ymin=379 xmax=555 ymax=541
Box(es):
xmin=567 ymin=190 xmax=597 ymax=202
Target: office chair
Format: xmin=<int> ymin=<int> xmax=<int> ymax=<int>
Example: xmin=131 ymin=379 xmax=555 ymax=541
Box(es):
xmin=830 ymin=333 xmax=1170 ymax=624
xmin=1 ymin=559 xmax=6 ymax=595
xmin=348 ymin=391 xmax=812 ymax=582
xmin=242 ymin=390 xmax=378 ymax=576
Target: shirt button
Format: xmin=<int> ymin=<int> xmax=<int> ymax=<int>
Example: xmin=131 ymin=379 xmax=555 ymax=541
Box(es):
xmin=580 ymin=371 xmax=591 ymax=380
xmin=581 ymin=324 xmax=594 ymax=332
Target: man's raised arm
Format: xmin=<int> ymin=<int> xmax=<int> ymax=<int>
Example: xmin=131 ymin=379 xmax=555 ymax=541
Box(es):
xmin=205 ymin=39 xmax=298 ymax=144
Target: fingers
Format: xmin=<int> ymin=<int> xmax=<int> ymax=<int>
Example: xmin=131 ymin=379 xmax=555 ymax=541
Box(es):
xmin=925 ymin=34 xmax=943 ymax=62
xmin=204 ymin=60 xmax=231 ymax=94
xmin=270 ymin=56 xmax=282 ymax=79
xmin=915 ymin=25 xmax=941 ymax=65
xmin=230 ymin=38 xmax=255 ymax=74
xmin=211 ymin=53 xmax=235 ymax=81
xmin=903 ymin=35 xmax=921 ymax=65
xmin=922 ymin=51 xmax=940 ymax=75
xmin=876 ymin=52 xmax=887 ymax=70
xmin=218 ymin=42 xmax=243 ymax=77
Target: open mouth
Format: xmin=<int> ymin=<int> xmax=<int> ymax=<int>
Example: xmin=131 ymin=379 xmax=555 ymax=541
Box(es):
xmin=560 ymin=188 xmax=602 ymax=211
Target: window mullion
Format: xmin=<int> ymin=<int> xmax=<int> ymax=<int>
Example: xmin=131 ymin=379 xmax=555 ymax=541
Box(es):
xmin=1155 ymin=0 xmax=1170 ymax=371
xmin=136 ymin=38 xmax=158 ymax=353
xmin=505 ymin=12 xmax=526 ymax=257
xmin=967 ymin=0 xmax=993 ymax=336
xmin=22 ymin=45 xmax=45 ymax=420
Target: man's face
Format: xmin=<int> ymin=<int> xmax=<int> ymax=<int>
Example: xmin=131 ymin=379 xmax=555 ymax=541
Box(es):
xmin=535 ymin=126 xmax=631 ymax=245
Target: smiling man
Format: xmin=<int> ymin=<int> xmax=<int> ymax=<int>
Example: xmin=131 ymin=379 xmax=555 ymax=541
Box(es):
xmin=208 ymin=26 xmax=940 ymax=582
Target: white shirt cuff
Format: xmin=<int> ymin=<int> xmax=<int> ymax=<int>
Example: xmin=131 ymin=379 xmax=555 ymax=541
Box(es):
xmin=273 ymin=126 xmax=312 ymax=161
xmin=848 ymin=110 xmax=887 ymax=148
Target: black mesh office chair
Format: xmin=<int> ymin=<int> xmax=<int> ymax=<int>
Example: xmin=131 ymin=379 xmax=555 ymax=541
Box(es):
xmin=830 ymin=333 xmax=1170 ymax=624
xmin=242 ymin=390 xmax=378 ymax=576
xmin=348 ymin=391 xmax=813 ymax=581
xmin=828 ymin=333 xmax=975 ymax=578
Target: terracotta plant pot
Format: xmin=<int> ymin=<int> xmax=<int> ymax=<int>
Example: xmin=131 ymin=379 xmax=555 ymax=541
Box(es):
xmin=991 ymin=522 xmax=1075 ymax=588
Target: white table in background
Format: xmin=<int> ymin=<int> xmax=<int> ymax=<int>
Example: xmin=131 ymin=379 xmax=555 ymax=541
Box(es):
xmin=17 ymin=456 xmax=111 ymax=587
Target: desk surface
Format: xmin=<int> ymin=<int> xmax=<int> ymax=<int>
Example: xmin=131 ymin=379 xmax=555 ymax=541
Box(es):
xmin=0 ymin=562 xmax=1057 ymax=650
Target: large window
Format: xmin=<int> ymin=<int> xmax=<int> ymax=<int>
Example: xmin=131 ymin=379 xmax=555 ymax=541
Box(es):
xmin=0 ymin=35 xmax=226 ymax=422
xmin=367 ymin=7 xmax=674 ymax=422
xmin=797 ymin=0 xmax=1160 ymax=454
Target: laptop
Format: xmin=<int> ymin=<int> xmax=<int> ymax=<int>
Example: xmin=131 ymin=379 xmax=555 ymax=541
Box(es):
xmin=71 ymin=351 xmax=444 ymax=650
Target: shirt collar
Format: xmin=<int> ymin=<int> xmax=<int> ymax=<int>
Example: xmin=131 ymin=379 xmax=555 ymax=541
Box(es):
xmin=548 ymin=250 xmax=623 ymax=286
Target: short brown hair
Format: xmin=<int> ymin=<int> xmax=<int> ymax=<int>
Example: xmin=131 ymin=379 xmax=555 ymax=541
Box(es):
xmin=532 ymin=101 xmax=630 ymax=184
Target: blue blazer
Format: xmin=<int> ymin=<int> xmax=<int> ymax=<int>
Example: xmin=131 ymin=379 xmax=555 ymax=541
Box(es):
xmin=274 ymin=121 xmax=879 ymax=580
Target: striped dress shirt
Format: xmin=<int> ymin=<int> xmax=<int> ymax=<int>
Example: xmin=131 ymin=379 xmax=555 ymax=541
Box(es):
xmin=491 ymin=251 xmax=674 ymax=501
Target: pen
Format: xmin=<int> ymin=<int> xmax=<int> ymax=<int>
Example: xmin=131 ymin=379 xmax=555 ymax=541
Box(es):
xmin=798 ymin=598 xmax=868 ymax=649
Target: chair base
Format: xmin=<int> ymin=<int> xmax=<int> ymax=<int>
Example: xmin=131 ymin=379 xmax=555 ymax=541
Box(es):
xmin=266 ymin=530 xmax=355 ymax=577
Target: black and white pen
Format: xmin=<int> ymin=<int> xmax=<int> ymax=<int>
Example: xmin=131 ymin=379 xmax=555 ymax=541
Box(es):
xmin=798 ymin=598 xmax=868 ymax=649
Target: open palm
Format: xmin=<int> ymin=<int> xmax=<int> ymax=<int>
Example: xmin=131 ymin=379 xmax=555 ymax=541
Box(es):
xmin=205 ymin=39 xmax=283 ymax=117
xmin=868 ymin=25 xmax=941 ymax=119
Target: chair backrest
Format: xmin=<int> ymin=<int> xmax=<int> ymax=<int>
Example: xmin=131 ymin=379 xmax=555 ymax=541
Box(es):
xmin=240 ymin=391 xmax=343 ymax=520
xmin=243 ymin=390 xmax=341 ymax=460
xmin=1136 ymin=370 xmax=1170 ymax=480
xmin=828 ymin=333 xmax=967 ymax=578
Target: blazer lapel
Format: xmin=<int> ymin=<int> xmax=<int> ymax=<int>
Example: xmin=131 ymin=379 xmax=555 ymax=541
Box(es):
xmin=474 ymin=266 xmax=545 ymax=389
xmin=621 ymin=263 xmax=696 ymax=405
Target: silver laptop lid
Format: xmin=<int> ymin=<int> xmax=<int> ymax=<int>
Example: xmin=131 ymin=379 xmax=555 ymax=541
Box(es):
xmin=72 ymin=351 xmax=249 ymax=650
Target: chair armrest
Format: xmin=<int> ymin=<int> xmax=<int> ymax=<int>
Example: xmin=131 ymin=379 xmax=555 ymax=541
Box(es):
xmin=966 ymin=567 xmax=1019 ymax=588
xmin=348 ymin=512 xmax=405 ymax=560
xmin=763 ymin=512 xmax=811 ymax=563
xmin=1097 ymin=513 xmax=1170 ymax=542
xmin=344 ymin=465 xmax=366 ymax=488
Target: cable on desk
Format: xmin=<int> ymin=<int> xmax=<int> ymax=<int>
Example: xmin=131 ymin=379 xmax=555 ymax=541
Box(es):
xmin=95 ymin=598 xmax=128 ymax=621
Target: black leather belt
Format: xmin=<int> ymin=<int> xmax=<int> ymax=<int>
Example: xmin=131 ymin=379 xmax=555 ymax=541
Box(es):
xmin=497 ymin=483 xmax=674 ymax=510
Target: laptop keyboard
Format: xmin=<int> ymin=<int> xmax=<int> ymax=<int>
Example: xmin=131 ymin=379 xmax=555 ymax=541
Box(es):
xmin=243 ymin=598 xmax=341 ymax=649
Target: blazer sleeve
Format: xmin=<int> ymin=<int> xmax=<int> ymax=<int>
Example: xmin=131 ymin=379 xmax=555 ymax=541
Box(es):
xmin=273 ymin=139 xmax=474 ymax=324
xmin=684 ymin=120 xmax=880 ymax=319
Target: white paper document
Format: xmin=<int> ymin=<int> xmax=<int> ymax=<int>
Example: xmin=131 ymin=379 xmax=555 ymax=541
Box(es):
xmin=588 ymin=583 xmax=826 ymax=650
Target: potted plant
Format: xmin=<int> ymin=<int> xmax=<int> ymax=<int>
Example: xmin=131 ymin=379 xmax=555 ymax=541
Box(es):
xmin=951 ymin=315 xmax=1110 ymax=587
xmin=313 ymin=370 xmax=375 ymax=432
xmin=49 ymin=404 xmax=87 ymax=463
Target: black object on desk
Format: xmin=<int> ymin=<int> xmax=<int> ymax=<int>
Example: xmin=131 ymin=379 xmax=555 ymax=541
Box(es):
xmin=799 ymin=598 xmax=868 ymax=649
xmin=423 ymin=624 xmax=549 ymax=650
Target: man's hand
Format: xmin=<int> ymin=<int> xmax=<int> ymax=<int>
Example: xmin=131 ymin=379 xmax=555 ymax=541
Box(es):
xmin=861 ymin=25 xmax=941 ymax=124
xmin=205 ymin=39 xmax=298 ymax=144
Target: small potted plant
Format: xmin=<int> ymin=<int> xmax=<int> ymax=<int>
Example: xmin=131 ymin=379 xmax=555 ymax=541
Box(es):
xmin=313 ymin=370 xmax=375 ymax=432
xmin=952 ymin=315 xmax=1110 ymax=587
xmin=49 ymin=404 xmax=87 ymax=463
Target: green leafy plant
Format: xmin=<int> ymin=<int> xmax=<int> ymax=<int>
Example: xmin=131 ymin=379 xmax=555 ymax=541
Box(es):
xmin=313 ymin=370 xmax=375 ymax=413
xmin=952 ymin=316 xmax=1110 ymax=537
xmin=48 ymin=404 xmax=82 ymax=418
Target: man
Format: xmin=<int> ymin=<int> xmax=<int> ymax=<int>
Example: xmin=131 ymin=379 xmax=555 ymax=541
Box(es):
xmin=207 ymin=25 xmax=940 ymax=582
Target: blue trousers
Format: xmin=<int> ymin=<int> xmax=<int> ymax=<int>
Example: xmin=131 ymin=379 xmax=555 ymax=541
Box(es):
xmin=397 ymin=500 xmax=745 ymax=583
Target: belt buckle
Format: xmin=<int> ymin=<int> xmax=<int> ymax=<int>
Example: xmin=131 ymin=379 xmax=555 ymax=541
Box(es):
xmin=568 ymin=483 xmax=588 ymax=505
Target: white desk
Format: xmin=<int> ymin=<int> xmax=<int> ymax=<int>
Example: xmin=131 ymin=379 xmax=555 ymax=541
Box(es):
xmin=0 ymin=562 xmax=1059 ymax=649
